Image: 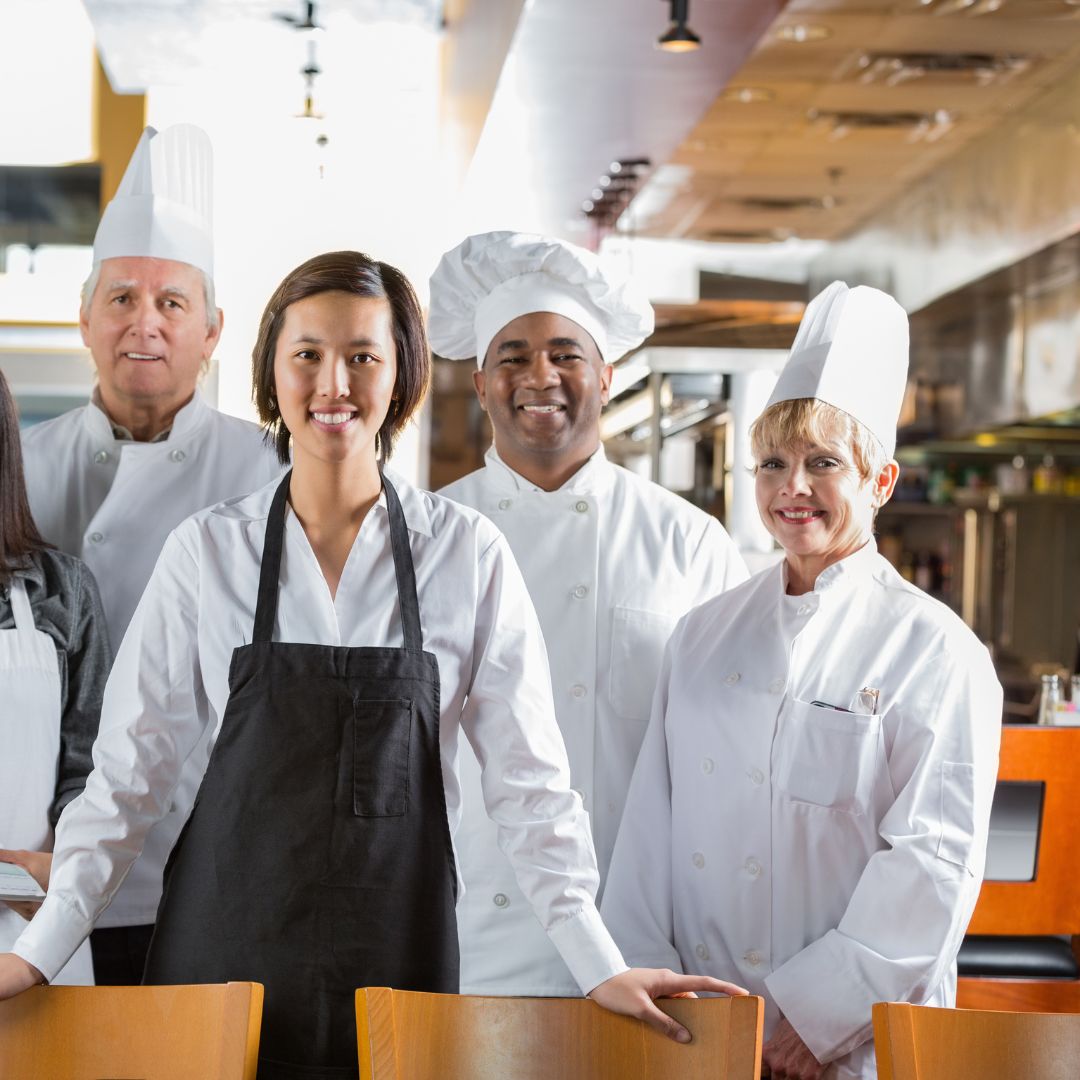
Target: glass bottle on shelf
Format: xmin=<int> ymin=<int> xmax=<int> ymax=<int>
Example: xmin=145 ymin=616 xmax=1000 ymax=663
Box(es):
xmin=1038 ymin=674 xmax=1062 ymax=726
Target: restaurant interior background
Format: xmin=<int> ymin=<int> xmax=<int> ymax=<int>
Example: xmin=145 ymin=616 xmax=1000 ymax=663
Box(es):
xmin=2 ymin=0 xmax=1079 ymax=721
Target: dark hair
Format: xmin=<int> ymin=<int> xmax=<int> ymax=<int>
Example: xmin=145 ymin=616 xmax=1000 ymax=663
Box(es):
xmin=252 ymin=251 xmax=431 ymax=465
xmin=0 ymin=370 xmax=50 ymax=582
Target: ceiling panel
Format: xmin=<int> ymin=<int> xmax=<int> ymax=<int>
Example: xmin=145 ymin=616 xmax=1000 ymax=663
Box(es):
xmin=627 ymin=0 xmax=1080 ymax=243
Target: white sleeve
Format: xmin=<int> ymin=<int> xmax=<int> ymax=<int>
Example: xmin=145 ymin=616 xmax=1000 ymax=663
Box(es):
xmin=601 ymin=622 xmax=684 ymax=972
xmin=701 ymin=517 xmax=751 ymax=594
xmin=458 ymin=534 xmax=628 ymax=995
xmin=765 ymin=641 xmax=1003 ymax=1063
xmin=13 ymin=529 xmax=212 ymax=981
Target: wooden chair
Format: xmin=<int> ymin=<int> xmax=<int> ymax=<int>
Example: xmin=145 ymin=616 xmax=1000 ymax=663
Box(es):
xmin=0 ymin=981 xmax=263 ymax=1080
xmin=957 ymin=725 xmax=1080 ymax=1011
xmin=873 ymin=1001 xmax=1080 ymax=1080
xmin=356 ymin=988 xmax=763 ymax=1080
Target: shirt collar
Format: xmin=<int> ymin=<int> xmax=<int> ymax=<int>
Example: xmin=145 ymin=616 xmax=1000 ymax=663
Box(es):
xmin=779 ymin=537 xmax=880 ymax=598
xmin=85 ymin=389 xmax=209 ymax=444
xmin=484 ymin=443 xmax=615 ymax=496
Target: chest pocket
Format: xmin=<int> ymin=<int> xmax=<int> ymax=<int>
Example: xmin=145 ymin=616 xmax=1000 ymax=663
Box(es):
xmin=776 ymin=698 xmax=883 ymax=815
xmin=609 ymin=606 xmax=680 ymax=722
xmin=351 ymin=697 xmax=414 ymax=817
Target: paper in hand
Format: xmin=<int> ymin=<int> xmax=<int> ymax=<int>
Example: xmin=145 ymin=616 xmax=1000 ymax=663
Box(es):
xmin=0 ymin=863 xmax=46 ymax=903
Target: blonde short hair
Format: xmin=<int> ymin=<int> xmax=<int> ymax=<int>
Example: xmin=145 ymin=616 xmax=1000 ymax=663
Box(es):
xmin=749 ymin=398 xmax=890 ymax=482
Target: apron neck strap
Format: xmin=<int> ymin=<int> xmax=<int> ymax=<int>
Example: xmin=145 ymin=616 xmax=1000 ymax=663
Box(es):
xmin=7 ymin=576 xmax=34 ymax=632
xmin=252 ymin=470 xmax=423 ymax=653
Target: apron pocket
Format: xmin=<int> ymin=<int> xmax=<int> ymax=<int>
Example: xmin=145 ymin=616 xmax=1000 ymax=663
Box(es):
xmin=352 ymin=697 xmax=413 ymax=817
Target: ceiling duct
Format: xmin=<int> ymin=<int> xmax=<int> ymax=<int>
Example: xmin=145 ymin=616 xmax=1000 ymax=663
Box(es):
xmin=807 ymin=108 xmax=954 ymax=142
xmin=854 ymin=51 xmax=1030 ymax=87
xmin=734 ymin=195 xmax=838 ymax=213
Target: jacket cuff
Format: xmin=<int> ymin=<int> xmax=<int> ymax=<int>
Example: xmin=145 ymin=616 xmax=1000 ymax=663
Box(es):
xmin=546 ymin=905 xmax=629 ymax=995
xmin=12 ymin=893 xmax=92 ymax=984
xmin=764 ymin=933 xmax=872 ymax=1063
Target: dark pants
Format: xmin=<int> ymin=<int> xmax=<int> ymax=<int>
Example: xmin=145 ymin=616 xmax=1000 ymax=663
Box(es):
xmin=90 ymin=924 xmax=155 ymax=985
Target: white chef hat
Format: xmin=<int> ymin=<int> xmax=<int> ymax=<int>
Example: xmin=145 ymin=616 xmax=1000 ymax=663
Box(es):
xmin=428 ymin=231 xmax=654 ymax=367
xmin=93 ymin=124 xmax=214 ymax=278
xmin=765 ymin=280 xmax=909 ymax=457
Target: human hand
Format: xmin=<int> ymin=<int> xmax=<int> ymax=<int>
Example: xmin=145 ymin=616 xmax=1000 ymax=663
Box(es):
xmin=0 ymin=849 xmax=52 ymax=921
xmin=588 ymin=967 xmax=748 ymax=1043
xmin=761 ymin=1017 xmax=826 ymax=1080
xmin=0 ymin=953 xmax=45 ymax=1000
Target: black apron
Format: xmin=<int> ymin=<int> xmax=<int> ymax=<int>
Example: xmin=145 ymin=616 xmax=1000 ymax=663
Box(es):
xmin=144 ymin=471 xmax=459 ymax=1080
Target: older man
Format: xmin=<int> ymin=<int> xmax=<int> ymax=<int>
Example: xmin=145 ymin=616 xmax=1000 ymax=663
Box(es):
xmin=430 ymin=231 xmax=748 ymax=996
xmin=21 ymin=124 xmax=282 ymax=985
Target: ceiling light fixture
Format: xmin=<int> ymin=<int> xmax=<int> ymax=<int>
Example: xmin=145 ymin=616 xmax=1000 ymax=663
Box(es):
xmin=657 ymin=0 xmax=701 ymax=53
xmin=776 ymin=23 xmax=831 ymax=43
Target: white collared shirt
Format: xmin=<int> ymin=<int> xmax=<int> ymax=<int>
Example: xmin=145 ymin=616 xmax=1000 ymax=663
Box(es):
xmin=602 ymin=541 xmax=1003 ymax=1079
xmin=14 ymin=474 xmax=626 ymax=995
xmin=442 ymin=446 xmax=748 ymax=994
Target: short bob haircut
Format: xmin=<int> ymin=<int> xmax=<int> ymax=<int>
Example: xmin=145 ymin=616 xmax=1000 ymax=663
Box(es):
xmin=0 ymin=369 xmax=51 ymax=582
xmin=252 ymin=251 xmax=430 ymax=465
xmin=750 ymin=397 xmax=890 ymax=483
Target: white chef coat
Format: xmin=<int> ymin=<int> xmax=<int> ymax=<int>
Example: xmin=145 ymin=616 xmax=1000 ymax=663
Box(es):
xmin=441 ymin=446 xmax=748 ymax=994
xmin=21 ymin=392 xmax=284 ymax=927
xmin=13 ymin=473 xmax=627 ymax=997
xmin=602 ymin=540 xmax=1003 ymax=1080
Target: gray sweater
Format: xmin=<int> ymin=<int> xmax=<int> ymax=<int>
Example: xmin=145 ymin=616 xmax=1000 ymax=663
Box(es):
xmin=0 ymin=548 xmax=112 ymax=825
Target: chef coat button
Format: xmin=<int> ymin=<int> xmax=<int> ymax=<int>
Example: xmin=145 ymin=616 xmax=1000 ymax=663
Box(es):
xmin=493 ymin=893 xmax=509 ymax=908
xmin=701 ymin=757 xmax=714 ymax=775
xmin=749 ymin=768 xmax=765 ymax=786
xmin=744 ymin=950 xmax=762 ymax=967
xmin=724 ymin=673 xmax=740 ymax=686
xmin=93 ymin=449 xmax=110 ymax=464
xmin=797 ymin=603 xmax=811 ymax=615
xmin=574 ymin=499 xmax=589 ymax=513
xmin=89 ymin=531 xmax=104 ymax=544
xmin=691 ymin=851 xmax=705 ymax=869
xmin=745 ymin=858 xmax=762 ymax=878
xmin=769 ymin=678 xmax=785 ymax=694
xmin=607 ymin=801 xmax=617 ymax=814
xmin=572 ymin=584 xmax=588 ymax=599
xmin=498 ymin=498 xmax=512 ymax=510
xmin=695 ymin=943 xmax=709 ymax=961
xmin=571 ymin=683 xmax=587 ymax=699
xmin=169 ymin=448 xmax=186 ymax=463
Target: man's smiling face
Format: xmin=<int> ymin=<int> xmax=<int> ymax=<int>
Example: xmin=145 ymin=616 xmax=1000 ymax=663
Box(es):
xmin=474 ymin=311 xmax=613 ymax=475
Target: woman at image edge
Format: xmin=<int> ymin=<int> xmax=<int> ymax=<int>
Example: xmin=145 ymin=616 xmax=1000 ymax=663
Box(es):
xmin=0 ymin=252 xmax=740 ymax=1079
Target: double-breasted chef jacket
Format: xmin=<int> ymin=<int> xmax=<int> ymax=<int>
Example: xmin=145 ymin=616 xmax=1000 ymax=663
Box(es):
xmin=602 ymin=540 xmax=1003 ymax=1079
xmin=20 ymin=392 xmax=284 ymax=929
xmin=13 ymin=473 xmax=627 ymax=999
xmin=441 ymin=445 xmax=748 ymax=995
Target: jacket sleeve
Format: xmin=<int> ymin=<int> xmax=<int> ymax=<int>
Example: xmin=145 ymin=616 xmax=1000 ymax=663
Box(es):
xmin=601 ymin=622 xmax=684 ymax=972
xmin=51 ymin=561 xmax=113 ymax=825
xmin=698 ymin=518 xmax=750 ymax=596
xmin=765 ymin=640 xmax=1003 ymax=1063
xmin=14 ymin=529 xmax=212 ymax=981
xmin=458 ymin=533 xmax=628 ymax=996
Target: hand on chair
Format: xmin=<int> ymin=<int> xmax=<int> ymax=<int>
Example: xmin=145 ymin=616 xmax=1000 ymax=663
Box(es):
xmin=0 ymin=954 xmax=45 ymax=1000
xmin=761 ymin=1017 xmax=825 ymax=1080
xmin=588 ymin=967 xmax=747 ymax=1043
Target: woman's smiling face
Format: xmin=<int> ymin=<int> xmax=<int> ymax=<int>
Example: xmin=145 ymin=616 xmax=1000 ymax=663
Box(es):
xmin=754 ymin=438 xmax=881 ymax=566
xmin=272 ymin=290 xmax=398 ymax=467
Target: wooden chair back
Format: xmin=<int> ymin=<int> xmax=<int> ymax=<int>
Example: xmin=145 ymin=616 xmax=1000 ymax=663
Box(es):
xmin=356 ymin=989 xmax=763 ymax=1080
xmin=873 ymin=1002 xmax=1080 ymax=1080
xmin=0 ymin=981 xmax=263 ymax=1080
xmin=967 ymin=725 xmax=1080 ymax=935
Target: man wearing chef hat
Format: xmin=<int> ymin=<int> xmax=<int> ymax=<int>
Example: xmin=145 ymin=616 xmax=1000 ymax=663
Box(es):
xmin=430 ymin=231 xmax=748 ymax=996
xmin=18 ymin=124 xmax=282 ymax=985
xmin=602 ymin=281 xmax=1002 ymax=1079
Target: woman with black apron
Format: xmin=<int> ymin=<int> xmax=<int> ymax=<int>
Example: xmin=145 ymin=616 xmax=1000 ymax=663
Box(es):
xmin=0 ymin=252 xmax=741 ymax=1076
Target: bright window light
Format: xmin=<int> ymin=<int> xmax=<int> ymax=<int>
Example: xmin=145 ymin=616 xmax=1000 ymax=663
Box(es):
xmin=0 ymin=0 xmax=95 ymax=165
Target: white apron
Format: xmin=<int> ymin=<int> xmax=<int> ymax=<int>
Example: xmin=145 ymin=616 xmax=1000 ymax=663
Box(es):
xmin=0 ymin=576 xmax=94 ymax=985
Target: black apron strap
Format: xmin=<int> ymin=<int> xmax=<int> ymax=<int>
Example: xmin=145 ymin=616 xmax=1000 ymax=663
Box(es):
xmin=381 ymin=474 xmax=423 ymax=655
xmin=252 ymin=470 xmax=293 ymax=645
xmin=252 ymin=470 xmax=422 ymax=654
